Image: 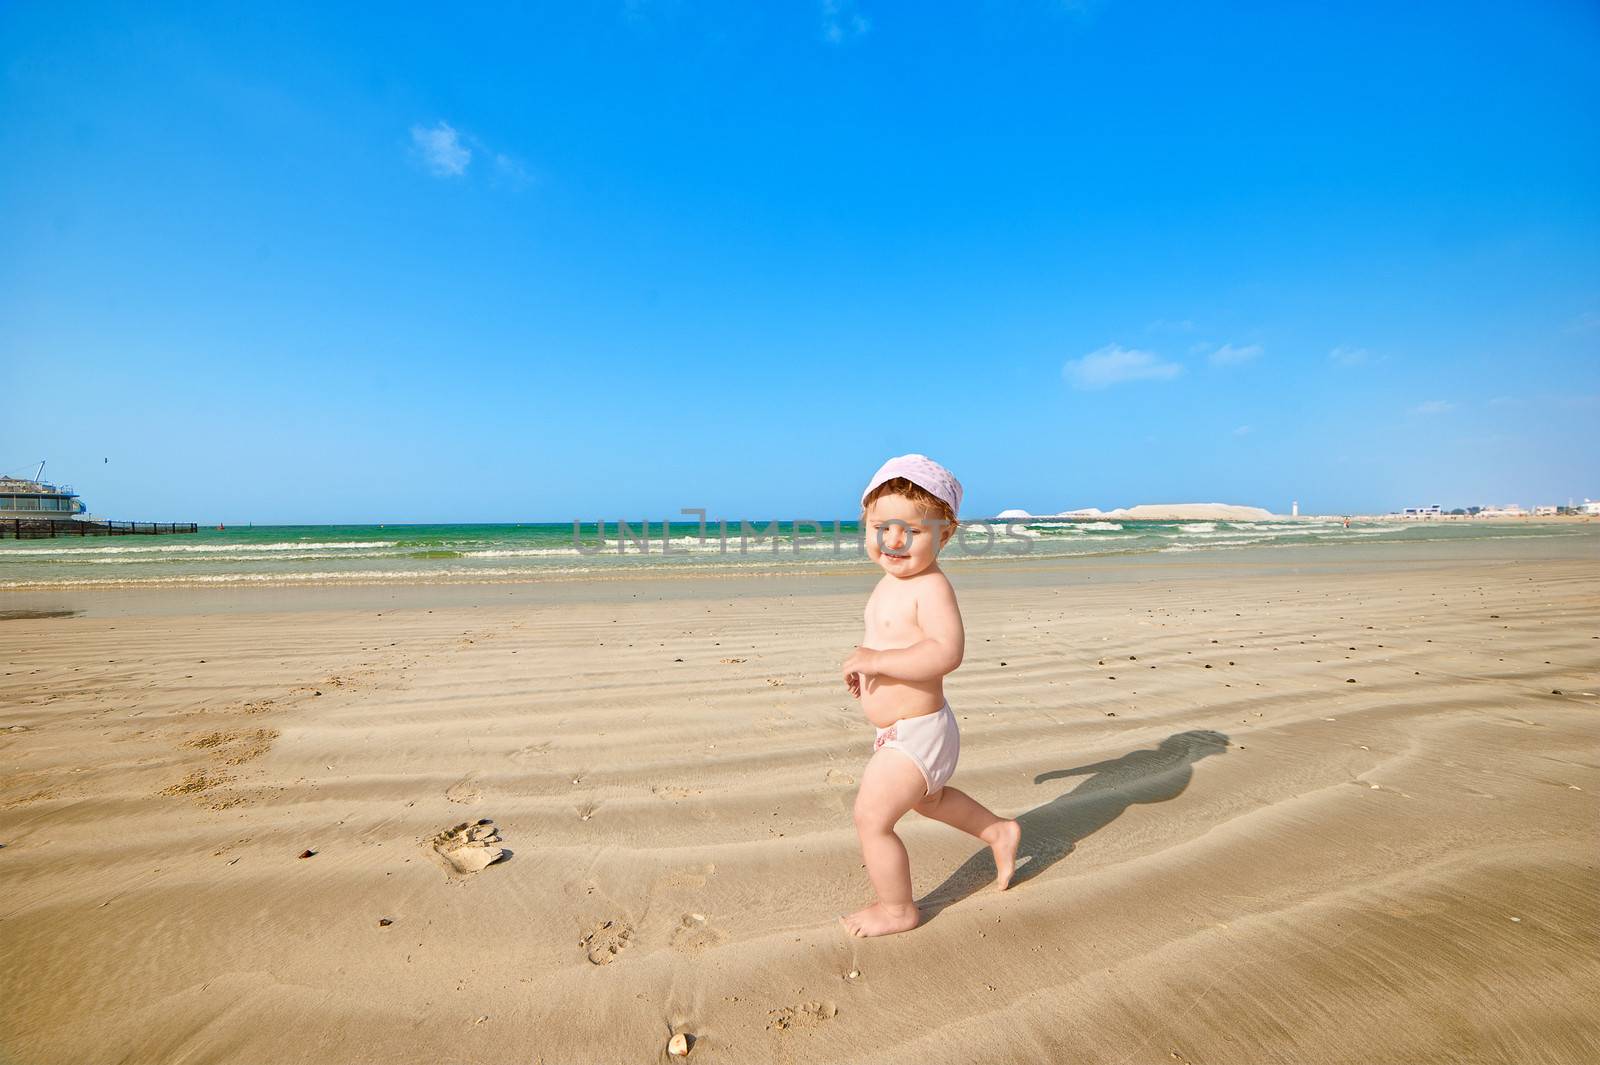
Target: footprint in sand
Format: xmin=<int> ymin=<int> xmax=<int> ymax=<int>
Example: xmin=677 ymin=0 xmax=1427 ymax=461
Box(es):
xmin=652 ymin=784 xmax=703 ymax=801
xmin=670 ymin=913 xmax=728 ymax=954
xmin=445 ymin=777 xmax=482 ymax=804
xmin=825 ymin=768 xmax=855 ymax=787
xmin=652 ymin=863 xmax=716 ymax=892
xmin=581 ymin=919 xmax=633 ymax=965
xmin=767 ymin=1001 xmax=837 ymax=1031
xmin=160 ymin=768 xmax=231 ymax=798
xmin=507 ymin=741 xmax=552 ymax=765
xmin=182 ymin=728 xmax=278 ymax=766
xmin=429 ymin=819 xmax=508 ymax=876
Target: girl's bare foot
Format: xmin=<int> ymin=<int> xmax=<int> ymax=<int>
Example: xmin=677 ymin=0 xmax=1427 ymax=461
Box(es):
xmin=840 ymin=901 xmax=920 ymax=937
xmin=982 ymin=819 xmax=1022 ymax=890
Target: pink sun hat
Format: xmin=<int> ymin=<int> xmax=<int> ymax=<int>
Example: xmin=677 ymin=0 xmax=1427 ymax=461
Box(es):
xmin=860 ymin=453 xmax=963 ymax=518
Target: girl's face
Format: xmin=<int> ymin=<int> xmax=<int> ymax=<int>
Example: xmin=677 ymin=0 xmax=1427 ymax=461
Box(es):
xmin=864 ymin=493 xmax=950 ymax=578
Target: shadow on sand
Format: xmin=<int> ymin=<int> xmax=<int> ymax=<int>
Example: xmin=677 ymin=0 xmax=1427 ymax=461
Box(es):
xmin=918 ymin=729 xmax=1231 ymax=920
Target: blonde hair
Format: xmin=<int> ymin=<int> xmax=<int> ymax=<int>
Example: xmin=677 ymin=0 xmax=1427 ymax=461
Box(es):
xmin=861 ymin=477 xmax=959 ymax=541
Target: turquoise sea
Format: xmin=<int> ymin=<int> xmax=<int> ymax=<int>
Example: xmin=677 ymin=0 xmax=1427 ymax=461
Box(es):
xmin=0 ymin=517 xmax=1588 ymax=589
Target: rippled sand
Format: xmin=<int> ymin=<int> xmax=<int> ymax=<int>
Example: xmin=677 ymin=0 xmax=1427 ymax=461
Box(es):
xmin=3 ymin=537 xmax=1598 ymax=1064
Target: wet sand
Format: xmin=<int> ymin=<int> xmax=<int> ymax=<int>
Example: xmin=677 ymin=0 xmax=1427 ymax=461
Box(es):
xmin=3 ymin=536 xmax=1598 ymax=1064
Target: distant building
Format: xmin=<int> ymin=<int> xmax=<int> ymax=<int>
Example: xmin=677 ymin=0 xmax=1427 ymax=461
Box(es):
xmin=1581 ymin=500 xmax=1600 ymax=516
xmin=1401 ymin=505 xmax=1442 ymax=518
xmin=0 ymin=474 xmax=86 ymax=520
xmin=1476 ymin=504 xmax=1526 ymax=518
xmin=1535 ymin=506 xmax=1558 ymax=516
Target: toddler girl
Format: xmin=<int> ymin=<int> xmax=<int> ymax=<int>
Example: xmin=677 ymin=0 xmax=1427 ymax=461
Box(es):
xmin=840 ymin=454 xmax=1020 ymax=937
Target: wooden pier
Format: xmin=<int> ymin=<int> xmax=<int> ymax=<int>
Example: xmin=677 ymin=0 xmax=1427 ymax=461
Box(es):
xmin=4 ymin=519 xmax=199 ymax=540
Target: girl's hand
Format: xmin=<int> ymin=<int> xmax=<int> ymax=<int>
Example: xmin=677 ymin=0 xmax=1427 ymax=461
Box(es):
xmin=843 ymin=647 xmax=878 ymax=698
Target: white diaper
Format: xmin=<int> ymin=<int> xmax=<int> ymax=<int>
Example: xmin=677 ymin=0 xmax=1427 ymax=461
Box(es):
xmin=873 ymin=702 xmax=961 ymax=795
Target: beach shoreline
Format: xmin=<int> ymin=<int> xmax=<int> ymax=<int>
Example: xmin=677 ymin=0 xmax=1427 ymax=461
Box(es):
xmin=3 ymin=512 xmax=1593 ymax=593
xmin=3 ymin=535 xmax=1598 ymax=1063
xmin=6 ymin=514 xmax=1593 ymax=604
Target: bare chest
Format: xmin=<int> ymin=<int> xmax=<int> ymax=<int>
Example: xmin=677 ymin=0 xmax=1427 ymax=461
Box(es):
xmin=863 ymin=586 xmax=922 ymax=649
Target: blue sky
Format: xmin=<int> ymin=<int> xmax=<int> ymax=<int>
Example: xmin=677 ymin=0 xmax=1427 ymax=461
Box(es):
xmin=2 ymin=2 xmax=1597 ymax=523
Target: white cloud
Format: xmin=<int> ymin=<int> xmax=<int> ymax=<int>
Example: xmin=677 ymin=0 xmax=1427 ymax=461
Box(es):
xmin=1062 ymin=344 xmax=1183 ymax=389
xmin=1568 ymin=311 xmax=1600 ymax=333
xmin=1232 ymin=425 xmax=1252 ymax=436
xmin=492 ymin=151 xmax=533 ymax=187
xmin=1329 ymin=345 xmax=1370 ymax=367
xmin=1146 ymin=318 xmax=1197 ymax=334
xmin=621 ymin=0 xmax=678 ymax=26
xmin=821 ymin=0 xmax=869 ymax=43
xmin=1411 ymin=399 xmax=1454 ymax=415
xmin=1207 ymin=342 xmax=1263 ymax=367
xmin=411 ymin=121 xmax=471 ymax=177
xmin=409 ymin=123 xmax=531 ymax=187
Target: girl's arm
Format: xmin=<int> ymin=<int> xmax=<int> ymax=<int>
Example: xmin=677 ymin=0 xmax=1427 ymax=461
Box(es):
xmin=854 ymin=576 xmax=964 ymax=682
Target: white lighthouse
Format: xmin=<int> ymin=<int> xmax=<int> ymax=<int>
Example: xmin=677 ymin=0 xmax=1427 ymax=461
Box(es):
xmin=1291 ymin=500 xmax=1299 ymax=518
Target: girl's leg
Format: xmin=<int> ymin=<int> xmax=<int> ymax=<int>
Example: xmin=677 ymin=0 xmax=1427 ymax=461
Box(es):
xmin=914 ymin=786 xmax=1022 ymax=890
xmin=843 ymin=749 xmax=929 ymax=937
